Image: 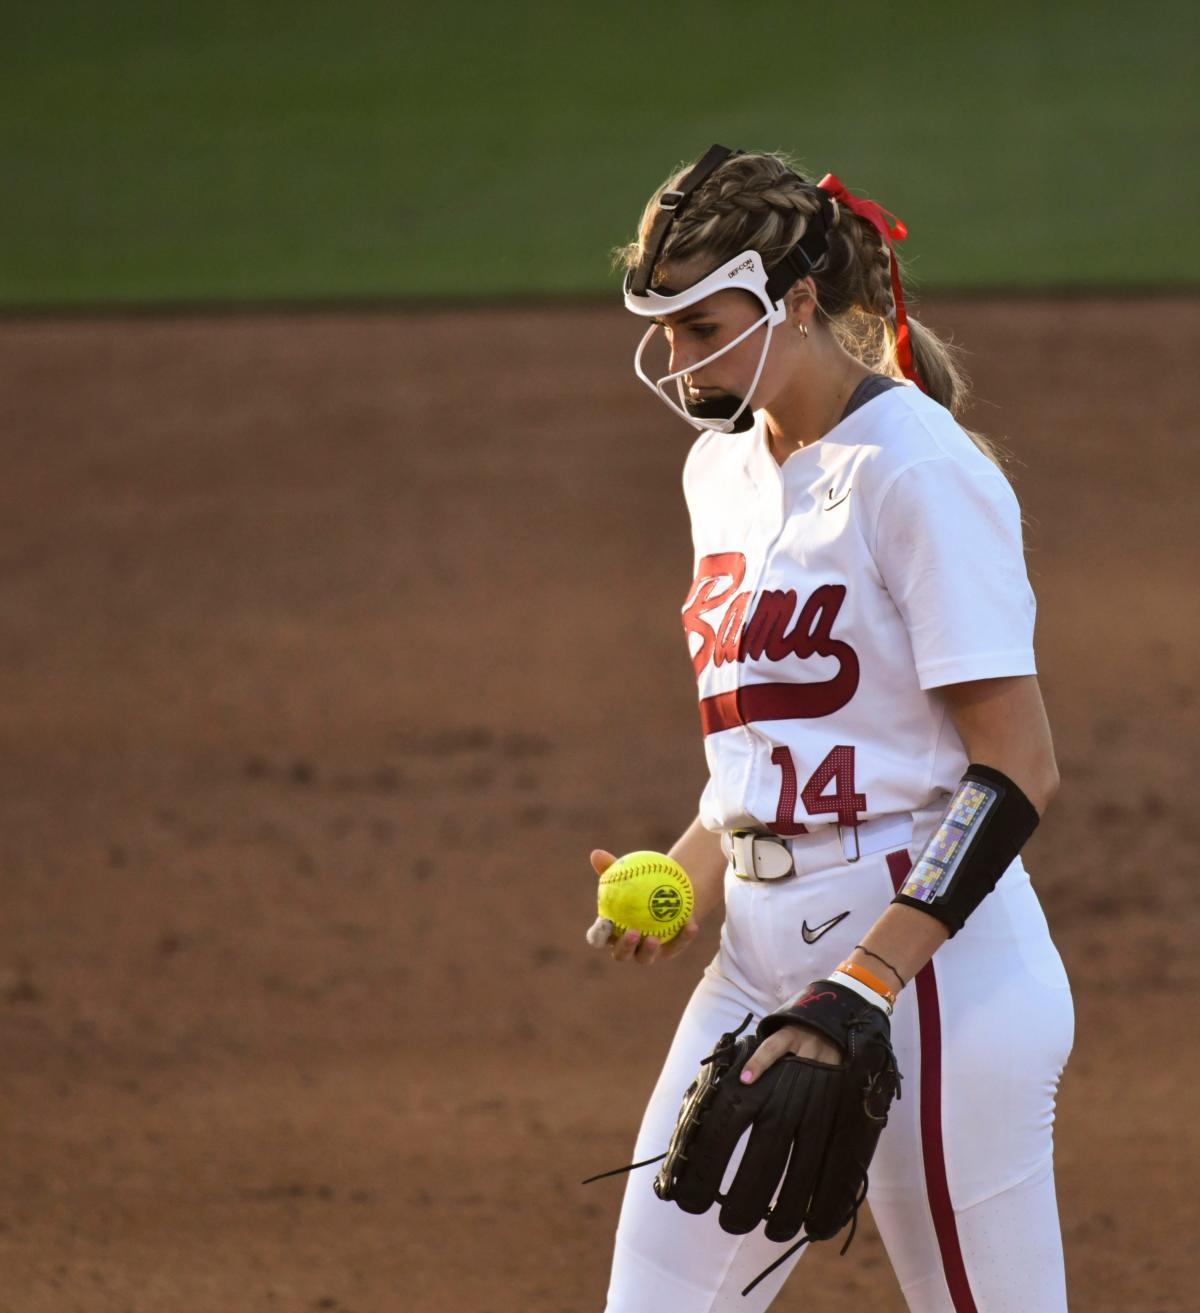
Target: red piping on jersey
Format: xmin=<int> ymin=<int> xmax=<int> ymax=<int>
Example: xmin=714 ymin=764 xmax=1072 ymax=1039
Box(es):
xmin=818 ymin=176 xmax=926 ymax=393
xmin=886 ymin=849 xmax=980 ymax=1313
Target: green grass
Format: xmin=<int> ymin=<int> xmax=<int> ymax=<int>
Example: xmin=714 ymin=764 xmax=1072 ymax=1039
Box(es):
xmin=2 ymin=1 xmax=1197 ymax=306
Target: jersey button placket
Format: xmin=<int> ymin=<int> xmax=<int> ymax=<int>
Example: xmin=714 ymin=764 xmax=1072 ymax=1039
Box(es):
xmin=738 ymin=462 xmax=789 ymax=817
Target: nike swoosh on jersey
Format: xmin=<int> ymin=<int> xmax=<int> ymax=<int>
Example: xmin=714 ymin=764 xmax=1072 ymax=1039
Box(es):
xmin=825 ymin=487 xmax=852 ymax=510
xmin=800 ymin=910 xmax=851 ymax=943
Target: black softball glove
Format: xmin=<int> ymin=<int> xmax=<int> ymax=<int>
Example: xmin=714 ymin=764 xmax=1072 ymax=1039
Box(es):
xmin=653 ymin=982 xmax=901 ymax=1293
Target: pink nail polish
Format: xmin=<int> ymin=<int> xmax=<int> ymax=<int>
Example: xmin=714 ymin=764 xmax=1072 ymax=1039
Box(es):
xmin=740 ymin=1070 xmax=754 ymax=1083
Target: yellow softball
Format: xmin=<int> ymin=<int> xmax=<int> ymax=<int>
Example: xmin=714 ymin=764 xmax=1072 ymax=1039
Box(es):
xmin=597 ymin=851 xmax=694 ymax=942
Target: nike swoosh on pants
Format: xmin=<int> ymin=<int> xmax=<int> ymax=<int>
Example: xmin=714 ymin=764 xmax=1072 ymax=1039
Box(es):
xmin=801 ymin=910 xmax=851 ymax=943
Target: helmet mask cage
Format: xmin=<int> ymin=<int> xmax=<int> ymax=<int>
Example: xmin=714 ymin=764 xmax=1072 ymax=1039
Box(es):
xmin=629 ymin=252 xmax=787 ymax=434
xmin=623 ymin=145 xmax=834 ymax=435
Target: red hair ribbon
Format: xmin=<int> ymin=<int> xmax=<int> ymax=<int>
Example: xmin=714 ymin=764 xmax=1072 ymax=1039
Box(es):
xmin=818 ymin=173 xmax=924 ymax=392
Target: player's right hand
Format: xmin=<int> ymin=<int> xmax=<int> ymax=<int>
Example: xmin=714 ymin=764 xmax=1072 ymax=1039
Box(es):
xmin=585 ymin=848 xmax=701 ymax=965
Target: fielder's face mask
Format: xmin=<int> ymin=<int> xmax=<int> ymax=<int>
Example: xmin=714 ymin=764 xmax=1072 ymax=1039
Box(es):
xmin=623 ymin=144 xmax=834 ymax=434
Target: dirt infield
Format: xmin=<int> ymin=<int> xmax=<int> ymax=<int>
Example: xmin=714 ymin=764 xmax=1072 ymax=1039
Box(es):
xmin=0 ymin=298 xmax=1195 ymax=1312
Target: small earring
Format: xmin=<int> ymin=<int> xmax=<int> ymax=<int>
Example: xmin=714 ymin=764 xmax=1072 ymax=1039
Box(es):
xmin=795 ymin=322 xmax=809 ymax=337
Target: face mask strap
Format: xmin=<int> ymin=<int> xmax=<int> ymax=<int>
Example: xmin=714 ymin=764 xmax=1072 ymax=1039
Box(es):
xmin=763 ymin=187 xmax=836 ymax=300
xmin=627 ymin=144 xmax=741 ymax=297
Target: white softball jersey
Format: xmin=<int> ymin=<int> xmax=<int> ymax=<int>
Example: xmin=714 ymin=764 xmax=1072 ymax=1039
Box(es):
xmin=681 ymin=382 xmax=1037 ymax=836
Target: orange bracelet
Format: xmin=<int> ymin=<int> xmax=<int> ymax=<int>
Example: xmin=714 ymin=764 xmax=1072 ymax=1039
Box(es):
xmin=834 ymin=958 xmax=898 ymax=1008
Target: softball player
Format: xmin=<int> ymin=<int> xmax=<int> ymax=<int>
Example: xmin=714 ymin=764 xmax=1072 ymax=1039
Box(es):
xmin=585 ymin=147 xmax=1073 ymax=1312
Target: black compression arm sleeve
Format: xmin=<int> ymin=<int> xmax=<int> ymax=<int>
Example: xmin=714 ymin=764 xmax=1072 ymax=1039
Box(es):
xmin=891 ymin=763 xmax=1040 ymax=935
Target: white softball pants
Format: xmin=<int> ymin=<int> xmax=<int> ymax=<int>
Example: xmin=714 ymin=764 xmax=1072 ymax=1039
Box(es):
xmin=603 ymin=810 xmax=1074 ymax=1313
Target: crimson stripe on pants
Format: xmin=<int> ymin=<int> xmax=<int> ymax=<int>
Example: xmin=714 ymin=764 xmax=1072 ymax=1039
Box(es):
xmin=886 ymin=849 xmax=979 ymax=1313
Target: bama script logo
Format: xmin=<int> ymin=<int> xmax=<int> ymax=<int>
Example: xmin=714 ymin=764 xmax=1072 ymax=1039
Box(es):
xmin=681 ymin=551 xmax=860 ymax=734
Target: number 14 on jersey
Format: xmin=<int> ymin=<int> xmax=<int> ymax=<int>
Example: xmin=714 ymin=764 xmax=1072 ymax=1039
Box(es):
xmin=770 ymin=744 xmax=866 ymax=834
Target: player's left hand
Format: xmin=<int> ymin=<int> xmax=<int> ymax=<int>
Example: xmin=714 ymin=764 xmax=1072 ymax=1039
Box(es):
xmin=651 ymin=981 xmax=901 ymax=1270
xmin=739 ymin=1021 xmax=842 ymax=1082
xmin=585 ymin=848 xmax=701 ymax=965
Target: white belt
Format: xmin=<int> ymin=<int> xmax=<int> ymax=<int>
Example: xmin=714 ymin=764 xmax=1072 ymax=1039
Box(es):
xmin=721 ymin=812 xmax=915 ymax=881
